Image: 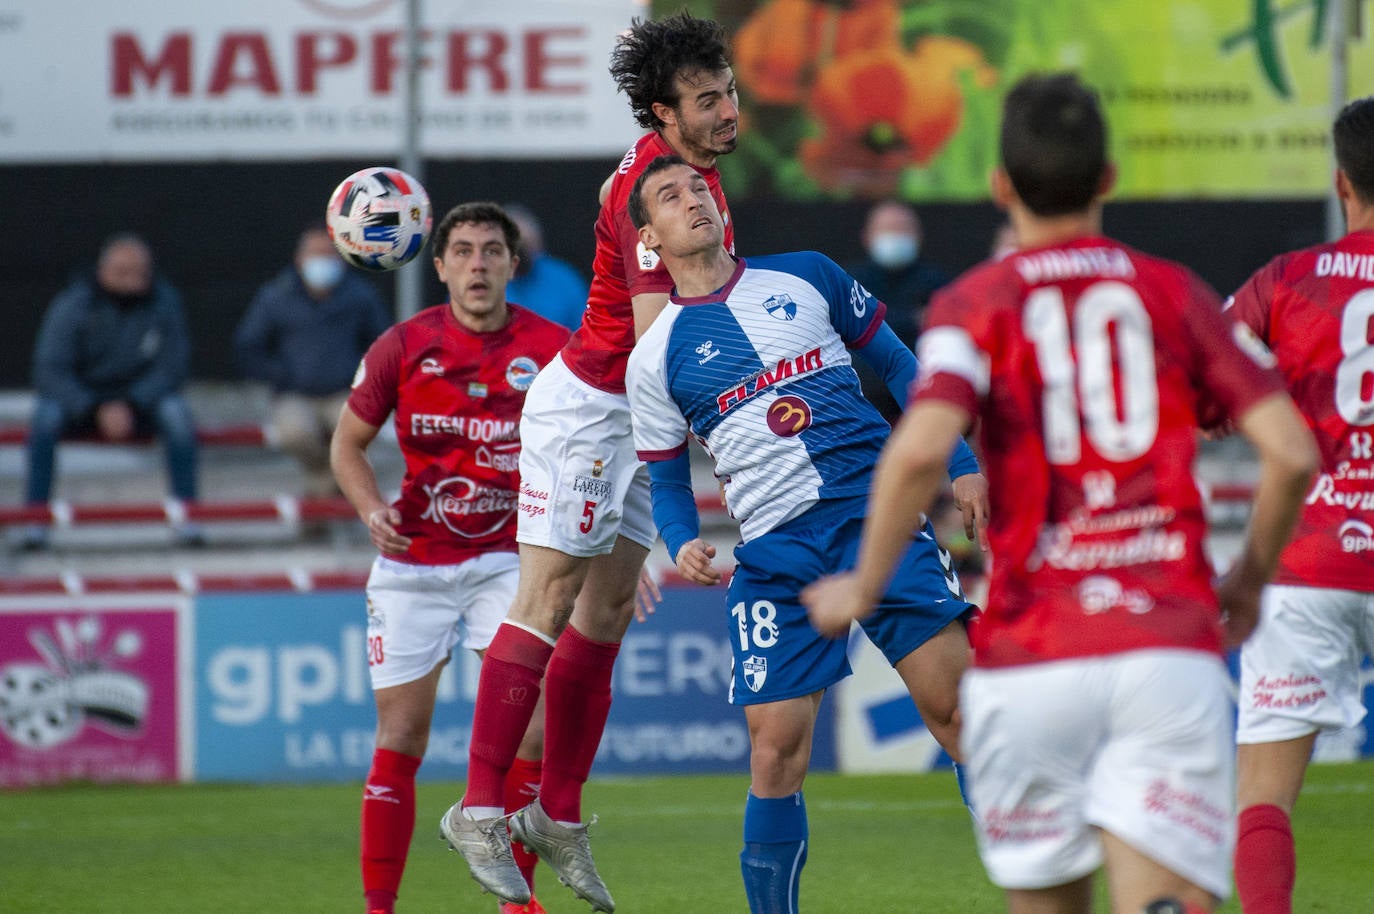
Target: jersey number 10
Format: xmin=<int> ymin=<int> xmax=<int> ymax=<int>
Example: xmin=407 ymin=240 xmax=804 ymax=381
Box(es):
xmin=1025 ymin=281 xmax=1160 ymax=465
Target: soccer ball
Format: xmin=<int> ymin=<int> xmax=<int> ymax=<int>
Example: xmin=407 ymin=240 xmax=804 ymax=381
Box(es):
xmin=326 ymin=166 xmax=433 ymax=271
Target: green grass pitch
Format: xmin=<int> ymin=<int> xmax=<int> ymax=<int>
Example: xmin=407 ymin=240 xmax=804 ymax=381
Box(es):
xmin=3 ymin=764 xmax=1370 ymax=912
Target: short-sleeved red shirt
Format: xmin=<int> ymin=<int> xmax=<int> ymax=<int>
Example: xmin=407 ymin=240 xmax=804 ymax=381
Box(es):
xmin=915 ymin=237 xmax=1286 ymax=668
xmin=559 ymin=132 xmax=734 ymax=394
xmin=1226 ymin=229 xmax=1374 ymax=591
xmin=348 ymin=303 xmax=569 ymax=565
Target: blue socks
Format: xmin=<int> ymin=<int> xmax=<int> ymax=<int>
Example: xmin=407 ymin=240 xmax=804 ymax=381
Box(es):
xmin=740 ymin=791 xmax=808 ymax=914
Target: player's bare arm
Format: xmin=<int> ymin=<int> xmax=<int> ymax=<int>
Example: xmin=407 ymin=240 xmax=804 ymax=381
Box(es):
xmin=802 ymin=399 xmax=971 ymax=636
xmin=1217 ymin=392 xmax=1317 ymax=647
xmin=674 ymin=537 xmax=722 ymax=586
xmin=632 ymin=290 xmax=672 ymax=339
xmin=330 ymin=405 xmax=412 ymax=555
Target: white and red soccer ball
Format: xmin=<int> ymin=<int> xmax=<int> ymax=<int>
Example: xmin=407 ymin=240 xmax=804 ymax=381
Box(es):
xmin=326 ymin=166 xmax=433 ymax=271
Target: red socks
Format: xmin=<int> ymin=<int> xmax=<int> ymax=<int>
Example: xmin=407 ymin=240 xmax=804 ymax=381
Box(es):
xmin=360 ymin=748 xmax=422 ymax=910
xmin=1235 ymin=803 xmax=1295 ymax=914
xmin=540 ymin=625 xmax=620 ymax=822
xmin=506 ymin=755 xmax=543 ymax=889
xmin=464 ymin=624 xmax=554 ymax=809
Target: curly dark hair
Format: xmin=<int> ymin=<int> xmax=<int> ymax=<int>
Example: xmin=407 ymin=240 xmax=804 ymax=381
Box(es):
xmin=610 ymin=11 xmax=732 ymax=131
xmin=432 ymin=202 xmax=520 ymax=256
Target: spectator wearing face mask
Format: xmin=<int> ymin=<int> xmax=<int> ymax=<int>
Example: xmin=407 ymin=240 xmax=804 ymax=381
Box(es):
xmin=844 ymin=199 xmax=952 ymax=423
xmin=235 ymin=225 xmax=392 ymax=496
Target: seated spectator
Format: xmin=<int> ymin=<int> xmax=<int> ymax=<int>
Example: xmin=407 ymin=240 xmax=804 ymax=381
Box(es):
xmin=503 ymin=203 xmax=590 ymax=331
xmin=234 ymin=226 xmax=391 ymax=496
xmin=24 ymin=232 xmax=201 ymax=548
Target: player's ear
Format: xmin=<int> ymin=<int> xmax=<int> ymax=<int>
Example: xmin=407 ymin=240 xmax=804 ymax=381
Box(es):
xmin=652 ymin=100 xmax=678 ymax=130
xmin=1335 ymin=167 xmax=1353 ymax=203
xmin=1096 ymin=161 xmax=1118 ymax=198
xmin=989 ymin=168 xmax=1014 ymax=210
xmin=638 ymin=223 xmax=660 ymax=252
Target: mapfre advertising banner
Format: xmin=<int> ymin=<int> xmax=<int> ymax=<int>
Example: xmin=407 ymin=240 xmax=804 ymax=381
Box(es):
xmin=0 ymin=0 xmax=643 ymax=162
xmin=685 ymin=0 xmax=1374 ymax=200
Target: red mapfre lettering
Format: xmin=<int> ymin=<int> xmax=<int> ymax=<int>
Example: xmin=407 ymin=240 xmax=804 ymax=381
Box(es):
xmin=110 ymin=28 xmax=589 ymax=98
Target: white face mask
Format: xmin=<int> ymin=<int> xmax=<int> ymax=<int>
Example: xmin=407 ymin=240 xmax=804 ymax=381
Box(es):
xmin=869 ymin=233 xmax=919 ymax=270
xmin=300 ymin=255 xmax=345 ymax=290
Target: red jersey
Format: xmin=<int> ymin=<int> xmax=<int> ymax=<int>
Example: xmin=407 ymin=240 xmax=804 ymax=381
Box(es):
xmin=1226 ymin=229 xmax=1374 ymax=591
xmin=560 ymin=132 xmax=734 ymax=393
xmin=915 ymin=236 xmax=1286 ymax=668
xmin=347 ymin=303 xmax=569 ymax=565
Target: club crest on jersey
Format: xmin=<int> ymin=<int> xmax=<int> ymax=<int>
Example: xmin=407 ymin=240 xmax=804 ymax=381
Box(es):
xmin=421 ymin=357 xmax=444 ymax=375
xmin=742 ymin=655 xmax=767 ymax=692
xmin=762 ymin=293 xmax=797 ymax=321
xmin=636 ymin=241 xmax=660 ymax=271
xmin=766 ymin=395 xmax=812 ymax=437
xmin=505 ymin=356 xmax=539 ymax=391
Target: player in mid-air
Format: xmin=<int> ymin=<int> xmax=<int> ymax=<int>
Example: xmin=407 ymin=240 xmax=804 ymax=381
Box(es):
xmin=624 ymin=155 xmax=988 ymax=913
xmin=331 ymin=203 xmax=569 ymax=914
xmin=802 ymin=74 xmax=1317 ymax=914
xmin=441 ymin=13 xmax=739 ymax=913
xmin=1223 ymin=94 xmax=1374 ymax=914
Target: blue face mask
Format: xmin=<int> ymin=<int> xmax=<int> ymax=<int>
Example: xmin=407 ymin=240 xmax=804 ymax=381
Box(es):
xmin=300 ymin=255 xmax=345 ymax=290
xmin=869 ymin=233 xmax=919 ymax=270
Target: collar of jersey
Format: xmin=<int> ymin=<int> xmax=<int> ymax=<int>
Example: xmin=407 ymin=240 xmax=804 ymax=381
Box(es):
xmin=669 ymin=256 xmax=746 ymax=306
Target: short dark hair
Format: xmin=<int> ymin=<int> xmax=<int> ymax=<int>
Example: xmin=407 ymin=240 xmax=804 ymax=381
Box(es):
xmin=610 ymin=11 xmax=732 ymax=131
xmin=432 ymin=202 xmax=520 ymax=256
xmin=1000 ymin=73 xmax=1107 ymax=217
xmin=628 ymin=155 xmax=691 ymax=229
xmin=1334 ymin=95 xmax=1374 ymax=203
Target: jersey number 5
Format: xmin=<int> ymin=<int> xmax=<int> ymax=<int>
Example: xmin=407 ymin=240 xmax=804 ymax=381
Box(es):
xmin=579 ymin=500 xmax=596 ymax=534
xmin=1025 ymin=281 xmax=1160 ymax=464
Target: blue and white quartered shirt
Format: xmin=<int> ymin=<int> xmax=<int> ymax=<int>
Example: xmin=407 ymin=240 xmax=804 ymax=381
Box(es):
xmin=626 ymin=251 xmax=978 ymax=548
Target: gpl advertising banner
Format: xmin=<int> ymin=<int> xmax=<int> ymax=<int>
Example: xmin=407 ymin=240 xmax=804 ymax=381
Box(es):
xmin=194 ymin=587 xmax=806 ymax=782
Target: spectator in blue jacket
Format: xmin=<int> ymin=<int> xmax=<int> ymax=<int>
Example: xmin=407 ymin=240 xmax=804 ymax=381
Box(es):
xmin=504 ymin=203 xmax=589 ymax=331
xmin=234 ymin=225 xmax=391 ymax=496
xmin=25 ymin=232 xmax=200 ymax=547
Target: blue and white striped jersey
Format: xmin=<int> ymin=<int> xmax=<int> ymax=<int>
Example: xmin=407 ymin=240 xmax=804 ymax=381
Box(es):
xmin=626 ymin=251 xmax=898 ymax=542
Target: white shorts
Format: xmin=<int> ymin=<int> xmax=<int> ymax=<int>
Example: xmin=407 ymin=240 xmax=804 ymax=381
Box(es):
xmin=515 ymin=354 xmax=656 ymax=556
xmin=1237 ymin=584 xmax=1374 ymax=744
xmin=961 ymin=650 xmax=1235 ymax=899
xmin=364 ymin=552 xmax=519 ymax=690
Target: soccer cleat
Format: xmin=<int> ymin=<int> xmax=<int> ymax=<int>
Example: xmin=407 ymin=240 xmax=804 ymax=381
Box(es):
xmin=498 ymin=898 xmax=548 ymax=914
xmin=509 ymin=800 xmax=615 ymax=912
xmin=439 ymin=803 xmax=532 ymax=905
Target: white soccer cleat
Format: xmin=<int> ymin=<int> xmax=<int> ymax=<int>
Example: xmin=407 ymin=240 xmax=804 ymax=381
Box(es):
xmin=509 ymin=799 xmax=615 ymax=913
xmin=439 ymin=803 xmax=532 ymax=905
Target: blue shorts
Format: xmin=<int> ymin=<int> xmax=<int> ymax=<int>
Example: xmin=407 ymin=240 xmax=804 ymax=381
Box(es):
xmin=725 ymin=498 xmax=973 ymax=706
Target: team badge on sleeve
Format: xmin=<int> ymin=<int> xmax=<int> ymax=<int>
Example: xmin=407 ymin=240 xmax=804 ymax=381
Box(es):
xmin=636 ymin=241 xmax=660 ymax=271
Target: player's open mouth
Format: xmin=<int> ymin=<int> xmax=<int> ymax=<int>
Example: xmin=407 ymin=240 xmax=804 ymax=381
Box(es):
xmin=691 ymin=217 xmax=712 ymax=229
